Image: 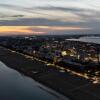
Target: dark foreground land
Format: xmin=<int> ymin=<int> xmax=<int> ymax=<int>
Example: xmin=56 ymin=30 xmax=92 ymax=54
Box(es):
xmin=0 ymin=47 xmax=100 ymax=100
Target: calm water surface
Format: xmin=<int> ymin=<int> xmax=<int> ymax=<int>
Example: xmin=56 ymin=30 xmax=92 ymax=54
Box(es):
xmin=68 ymin=36 xmax=100 ymax=44
xmin=0 ymin=61 xmax=69 ymax=100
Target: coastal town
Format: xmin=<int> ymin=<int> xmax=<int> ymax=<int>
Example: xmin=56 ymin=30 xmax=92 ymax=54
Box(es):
xmin=0 ymin=35 xmax=100 ymax=82
xmin=0 ymin=35 xmax=100 ymax=100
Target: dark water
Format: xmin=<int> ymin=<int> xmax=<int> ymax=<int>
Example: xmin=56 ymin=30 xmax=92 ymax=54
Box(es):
xmin=0 ymin=61 xmax=69 ymax=100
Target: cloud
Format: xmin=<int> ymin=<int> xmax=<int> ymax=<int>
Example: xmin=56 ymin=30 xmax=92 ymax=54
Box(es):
xmin=0 ymin=25 xmax=89 ymax=36
xmin=0 ymin=0 xmax=100 ymax=35
xmin=0 ymin=3 xmax=99 ymax=23
xmin=0 ymin=17 xmax=85 ymax=27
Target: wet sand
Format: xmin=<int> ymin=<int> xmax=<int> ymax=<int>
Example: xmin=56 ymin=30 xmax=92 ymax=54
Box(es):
xmin=0 ymin=46 xmax=100 ymax=100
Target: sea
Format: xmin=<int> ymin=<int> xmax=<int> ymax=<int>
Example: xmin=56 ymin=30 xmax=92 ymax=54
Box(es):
xmin=0 ymin=61 xmax=69 ymax=100
xmin=67 ymin=36 xmax=100 ymax=44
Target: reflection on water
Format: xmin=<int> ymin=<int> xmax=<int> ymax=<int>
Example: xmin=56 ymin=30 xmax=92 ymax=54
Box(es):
xmin=79 ymin=36 xmax=100 ymax=44
xmin=68 ymin=36 xmax=100 ymax=44
xmin=0 ymin=61 xmax=68 ymax=100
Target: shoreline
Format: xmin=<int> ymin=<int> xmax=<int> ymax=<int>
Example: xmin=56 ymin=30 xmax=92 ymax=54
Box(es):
xmin=0 ymin=46 xmax=100 ymax=100
xmin=1 ymin=61 xmax=68 ymax=100
xmin=0 ymin=46 xmax=72 ymax=99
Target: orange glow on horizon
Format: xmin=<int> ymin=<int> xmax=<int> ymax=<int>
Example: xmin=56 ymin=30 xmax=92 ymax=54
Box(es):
xmin=47 ymin=26 xmax=89 ymax=31
xmin=0 ymin=26 xmax=46 ymax=35
xmin=0 ymin=26 xmax=33 ymax=33
xmin=0 ymin=26 xmax=90 ymax=35
xmin=29 ymin=26 xmax=90 ymax=31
